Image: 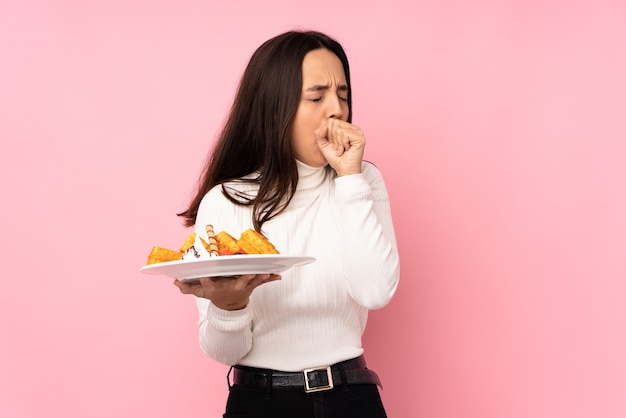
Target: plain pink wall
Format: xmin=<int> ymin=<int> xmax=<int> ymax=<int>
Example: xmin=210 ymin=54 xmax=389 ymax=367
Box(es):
xmin=1 ymin=1 xmax=625 ymax=417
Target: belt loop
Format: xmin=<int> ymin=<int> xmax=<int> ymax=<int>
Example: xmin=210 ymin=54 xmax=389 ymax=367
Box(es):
xmin=264 ymin=370 xmax=273 ymax=400
xmin=337 ymin=365 xmax=349 ymax=392
xmin=227 ymin=366 xmax=234 ymax=390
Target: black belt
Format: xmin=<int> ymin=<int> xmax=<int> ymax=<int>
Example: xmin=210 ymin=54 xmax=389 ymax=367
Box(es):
xmin=231 ymin=355 xmax=381 ymax=393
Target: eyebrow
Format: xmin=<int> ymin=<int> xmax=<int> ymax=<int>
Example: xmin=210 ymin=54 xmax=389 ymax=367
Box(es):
xmin=305 ymin=84 xmax=349 ymax=92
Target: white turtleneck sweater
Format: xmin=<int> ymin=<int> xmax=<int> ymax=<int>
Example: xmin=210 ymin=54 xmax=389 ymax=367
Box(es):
xmin=192 ymin=160 xmax=400 ymax=372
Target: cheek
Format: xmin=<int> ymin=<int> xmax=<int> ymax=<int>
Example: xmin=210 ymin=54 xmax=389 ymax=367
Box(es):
xmin=290 ymin=123 xmax=310 ymax=157
xmin=293 ymin=116 xmax=314 ymax=142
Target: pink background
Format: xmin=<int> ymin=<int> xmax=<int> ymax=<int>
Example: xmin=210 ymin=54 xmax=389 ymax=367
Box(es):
xmin=1 ymin=1 xmax=625 ymax=417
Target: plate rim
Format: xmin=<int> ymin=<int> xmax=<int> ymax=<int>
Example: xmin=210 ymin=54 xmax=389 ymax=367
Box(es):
xmin=139 ymin=254 xmax=316 ymax=280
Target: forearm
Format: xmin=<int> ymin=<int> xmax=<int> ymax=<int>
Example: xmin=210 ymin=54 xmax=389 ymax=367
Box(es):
xmin=334 ymin=167 xmax=400 ymax=309
xmin=195 ymin=298 xmax=253 ymax=365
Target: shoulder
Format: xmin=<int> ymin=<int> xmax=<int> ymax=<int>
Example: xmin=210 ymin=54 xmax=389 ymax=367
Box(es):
xmin=195 ymin=181 xmax=256 ymax=233
xmin=200 ymin=176 xmax=259 ymax=205
xmin=196 ymin=185 xmax=230 ymax=219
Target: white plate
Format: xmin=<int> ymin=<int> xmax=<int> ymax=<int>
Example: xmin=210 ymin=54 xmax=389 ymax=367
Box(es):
xmin=140 ymin=254 xmax=316 ymax=282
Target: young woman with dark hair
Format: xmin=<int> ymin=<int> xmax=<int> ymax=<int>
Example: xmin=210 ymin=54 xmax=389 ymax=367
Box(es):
xmin=174 ymin=30 xmax=399 ymax=418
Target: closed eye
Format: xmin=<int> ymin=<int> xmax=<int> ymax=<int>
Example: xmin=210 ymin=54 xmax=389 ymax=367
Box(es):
xmin=305 ymin=83 xmax=349 ymax=103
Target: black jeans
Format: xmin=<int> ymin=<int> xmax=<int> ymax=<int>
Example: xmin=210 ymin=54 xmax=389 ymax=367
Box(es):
xmin=223 ymin=383 xmax=387 ymax=418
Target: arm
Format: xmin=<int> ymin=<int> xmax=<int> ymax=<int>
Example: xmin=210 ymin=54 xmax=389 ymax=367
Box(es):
xmin=177 ymin=186 xmax=257 ymax=365
xmin=334 ymin=162 xmax=400 ymax=310
xmin=316 ymin=119 xmax=400 ymax=309
xmin=194 ymin=298 xmax=253 ymax=365
xmin=177 ymin=272 xmax=278 ymax=364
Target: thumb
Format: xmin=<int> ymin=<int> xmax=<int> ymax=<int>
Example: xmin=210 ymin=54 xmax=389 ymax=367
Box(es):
xmin=314 ymin=124 xmax=328 ymax=142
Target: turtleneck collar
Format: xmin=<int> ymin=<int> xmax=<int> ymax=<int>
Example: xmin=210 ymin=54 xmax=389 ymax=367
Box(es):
xmin=295 ymin=159 xmax=329 ymax=191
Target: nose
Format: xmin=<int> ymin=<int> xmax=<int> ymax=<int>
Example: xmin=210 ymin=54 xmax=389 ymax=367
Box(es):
xmin=327 ymin=94 xmax=345 ymax=120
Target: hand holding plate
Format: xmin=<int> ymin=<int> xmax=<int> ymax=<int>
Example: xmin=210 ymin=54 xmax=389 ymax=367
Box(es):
xmin=174 ymin=273 xmax=281 ymax=310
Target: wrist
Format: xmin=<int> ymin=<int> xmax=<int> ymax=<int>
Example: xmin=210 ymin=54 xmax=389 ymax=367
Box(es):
xmin=213 ymin=299 xmax=249 ymax=311
xmin=335 ymin=168 xmax=362 ymax=177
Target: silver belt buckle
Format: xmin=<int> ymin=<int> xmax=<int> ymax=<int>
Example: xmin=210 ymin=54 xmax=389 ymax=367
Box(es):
xmin=303 ymin=366 xmax=334 ymax=393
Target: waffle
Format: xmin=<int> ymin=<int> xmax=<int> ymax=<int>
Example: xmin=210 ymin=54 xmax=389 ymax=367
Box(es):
xmin=146 ymin=225 xmax=280 ymax=264
xmin=215 ymin=231 xmax=242 ymax=255
xmin=146 ymin=246 xmax=183 ymax=265
xmin=180 ymin=232 xmax=212 ymax=253
xmin=237 ymin=229 xmax=279 ymax=254
xmin=179 ymin=233 xmax=197 ymax=253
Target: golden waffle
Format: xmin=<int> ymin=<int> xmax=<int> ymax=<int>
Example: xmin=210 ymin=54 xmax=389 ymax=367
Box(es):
xmin=179 ymin=232 xmax=197 ymax=253
xmin=216 ymin=231 xmax=242 ymax=255
xmin=146 ymin=246 xmax=183 ymax=265
xmin=146 ymin=225 xmax=280 ymax=264
xmin=237 ymin=229 xmax=279 ymax=254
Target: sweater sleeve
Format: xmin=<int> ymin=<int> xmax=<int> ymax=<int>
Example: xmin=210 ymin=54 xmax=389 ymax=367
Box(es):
xmin=194 ymin=298 xmax=253 ymax=365
xmin=333 ymin=162 xmax=400 ymax=309
xmin=191 ymin=186 xmax=254 ymax=365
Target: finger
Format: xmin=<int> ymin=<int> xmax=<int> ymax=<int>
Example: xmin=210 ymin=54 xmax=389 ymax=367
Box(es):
xmin=174 ymin=279 xmax=202 ymax=296
xmin=243 ymin=273 xmax=275 ymax=289
xmin=327 ymin=117 xmax=353 ymax=133
xmin=255 ymin=273 xmax=282 ymax=287
xmin=328 ymin=119 xmax=362 ymax=140
xmin=336 ymin=128 xmax=364 ymax=155
xmin=228 ymin=274 xmax=257 ymax=291
xmin=327 ymin=120 xmax=356 ymax=149
xmin=266 ymin=274 xmax=282 ymax=283
xmin=315 ymin=123 xmax=328 ymax=142
xmin=333 ymin=138 xmax=345 ymax=156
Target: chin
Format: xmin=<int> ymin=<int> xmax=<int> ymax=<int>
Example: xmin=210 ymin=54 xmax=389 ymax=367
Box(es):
xmin=312 ymin=159 xmax=329 ymax=168
xmin=298 ymin=154 xmax=328 ymax=168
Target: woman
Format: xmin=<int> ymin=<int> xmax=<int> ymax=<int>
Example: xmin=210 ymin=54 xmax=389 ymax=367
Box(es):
xmin=175 ymin=30 xmax=400 ymax=418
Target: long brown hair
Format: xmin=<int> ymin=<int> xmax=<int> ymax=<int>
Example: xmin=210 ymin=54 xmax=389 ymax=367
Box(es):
xmin=178 ymin=31 xmax=353 ymax=231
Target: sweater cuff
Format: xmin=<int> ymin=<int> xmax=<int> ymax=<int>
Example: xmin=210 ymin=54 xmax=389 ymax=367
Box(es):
xmin=334 ymin=173 xmax=371 ymax=204
xmin=206 ymin=303 xmax=252 ymax=332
